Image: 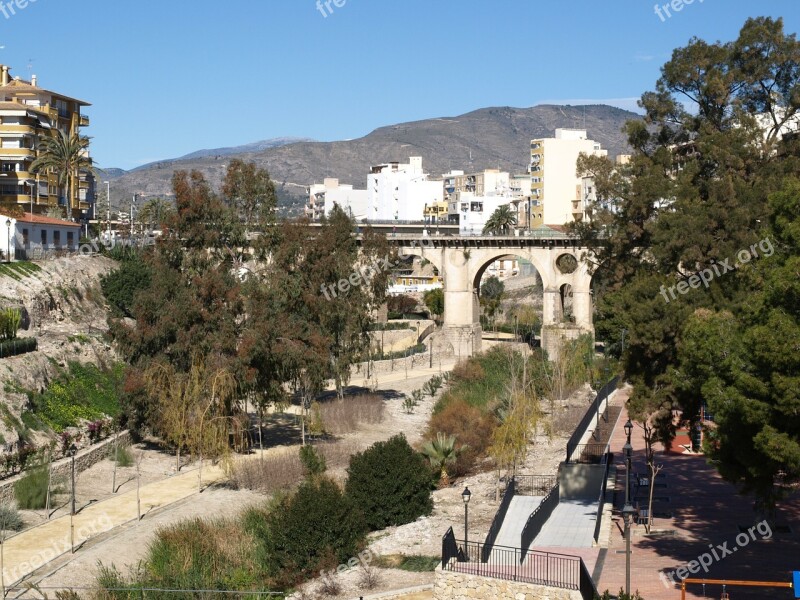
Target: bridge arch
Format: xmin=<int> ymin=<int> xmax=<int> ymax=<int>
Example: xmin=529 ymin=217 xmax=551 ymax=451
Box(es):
xmin=388 ymin=235 xmax=595 ymax=360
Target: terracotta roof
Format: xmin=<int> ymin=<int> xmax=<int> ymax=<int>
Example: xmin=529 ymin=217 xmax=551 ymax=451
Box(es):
xmin=15 ymin=213 xmax=81 ymax=228
xmin=0 ymin=79 xmax=90 ymax=106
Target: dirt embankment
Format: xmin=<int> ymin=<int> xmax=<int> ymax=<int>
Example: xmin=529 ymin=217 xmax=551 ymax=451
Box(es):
xmin=0 ymin=256 xmax=119 ymax=446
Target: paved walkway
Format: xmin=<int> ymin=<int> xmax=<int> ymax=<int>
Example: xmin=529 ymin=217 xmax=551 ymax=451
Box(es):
xmin=533 ymin=500 xmax=599 ymax=548
xmin=596 ymin=405 xmax=800 ymax=600
xmin=493 ymin=495 xmax=543 ymax=551
xmin=1 ymin=459 xmax=227 ymax=588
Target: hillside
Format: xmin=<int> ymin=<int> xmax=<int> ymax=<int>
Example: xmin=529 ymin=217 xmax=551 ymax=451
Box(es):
xmin=106 ymin=104 xmax=640 ymax=214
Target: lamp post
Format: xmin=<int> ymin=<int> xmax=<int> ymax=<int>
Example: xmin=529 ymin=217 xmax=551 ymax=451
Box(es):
xmin=462 ymin=486 xmax=471 ymax=558
xmin=5 ymin=218 xmax=11 ymax=264
xmin=103 ymin=181 xmax=110 ymax=242
xmin=67 ymin=443 xmax=77 ymax=553
xmin=622 ymin=418 xmax=634 ymax=595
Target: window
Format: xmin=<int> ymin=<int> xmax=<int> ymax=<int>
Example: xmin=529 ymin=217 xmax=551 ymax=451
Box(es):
xmin=471 ymin=202 xmax=483 ymax=212
xmin=40 ymin=230 xmax=47 ymax=246
xmin=53 ymin=231 xmax=61 ymax=247
xmin=67 ymin=231 xmax=74 ymax=247
xmin=22 ymin=228 xmax=28 ymax=245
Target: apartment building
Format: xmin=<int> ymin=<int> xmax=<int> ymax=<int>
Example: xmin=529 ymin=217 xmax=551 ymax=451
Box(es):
xmin=367 ymin=157 xmax=443 ymax=222
xmin=0 ymin=65 xmax=94 ymax=218
xmin=306 ymin=178 xmax=368 ymax=220
xmin=529 ymin=129 xmax=607 ymax=226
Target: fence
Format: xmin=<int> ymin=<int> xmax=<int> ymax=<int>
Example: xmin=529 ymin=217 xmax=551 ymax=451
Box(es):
xmin=566 ymin=376 xmax=619 ymax=463
xmin=569 ymin=443 xmax=610 ymax=465
xmin=520 ymin=482 xmax=560 ymax=560
xmin=482 ymin=476 xmax=516 ymax=561
xmin=515 ymin=474 xmax=558 ymax=496
xmin=442 ymin=527 xmax=596 ymax=599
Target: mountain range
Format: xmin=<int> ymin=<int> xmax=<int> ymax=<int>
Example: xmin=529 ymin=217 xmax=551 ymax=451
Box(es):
xmin=101 ymin=104 xmax=641 ymax=214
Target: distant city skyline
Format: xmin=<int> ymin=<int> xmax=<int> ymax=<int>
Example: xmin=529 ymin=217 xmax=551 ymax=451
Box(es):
xmin=0 ymin=0 xmax=796 ymax=170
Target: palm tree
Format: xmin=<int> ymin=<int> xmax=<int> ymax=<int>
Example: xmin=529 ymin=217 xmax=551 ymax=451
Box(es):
xmin=421 ymin=432 xmax=464 ymax=487
xmin=31 ymin=130 xmax=92 ymax=218
xmin=482 ymin=204 xmax=518 ymax=235
xmin=138 ymin=197 xmax=175 ymax=231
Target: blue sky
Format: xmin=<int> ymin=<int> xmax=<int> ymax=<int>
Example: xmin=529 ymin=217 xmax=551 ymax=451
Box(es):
xmin=1 ymin=0 xmax=798 ymax=169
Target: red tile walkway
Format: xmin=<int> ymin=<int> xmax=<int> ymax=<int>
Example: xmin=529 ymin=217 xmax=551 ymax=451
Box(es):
xmin=596 ymin=391 xmax=800 ymax=600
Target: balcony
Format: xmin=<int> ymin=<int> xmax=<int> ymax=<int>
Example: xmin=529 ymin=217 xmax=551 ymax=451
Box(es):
xmin=0 ymin=125 xmax=36 ymax=135
xmin=0 ymin=148 xmax=34 ymax=159
xmin=79 ymin=114 xmax=90 ymax=127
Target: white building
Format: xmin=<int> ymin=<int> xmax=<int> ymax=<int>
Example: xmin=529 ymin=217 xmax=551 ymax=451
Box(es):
xmin=529 ymin=129 xmax=608 ymax=226
xmin=367 ymin=157 xmax=443 ymax=222
xmin=0 ymin=212 xmax=81 ymax=260
xmin=456 ymin=192 xmax=517 ymax=236
xmin=306 ymin=178 xmax=368 ymax=221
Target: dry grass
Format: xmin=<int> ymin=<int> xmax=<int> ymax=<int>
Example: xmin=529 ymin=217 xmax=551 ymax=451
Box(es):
xmin=230 ymin=440 xmax=363 ymax=494
xmin=319 ymin=394 xmax=385 ymax=435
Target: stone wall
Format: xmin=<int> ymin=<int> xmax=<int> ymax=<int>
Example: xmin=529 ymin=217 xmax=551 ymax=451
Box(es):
xmin=0 ymin=431 xmax=132 ymax=505
xmin=559 ymin=463 xmax=607 ymax=501
xmin=434 ymin=566 xmax=583 ymax=600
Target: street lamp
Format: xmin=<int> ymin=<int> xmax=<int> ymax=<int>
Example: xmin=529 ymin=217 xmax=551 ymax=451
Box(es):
xmin=622 ymin=418 xmax=634 ymax=595
xmin=622 ymin=502 xmax=636 ymax=595
xmin=67 ymin=443 xmax=78 ymax=553
xmin=5 ymin=218 xmax=11 ymax=264
xmin=104 ymin=181 xmax=110 ymax=241
xmin=462 ymin=486 xmax=471 ymax=557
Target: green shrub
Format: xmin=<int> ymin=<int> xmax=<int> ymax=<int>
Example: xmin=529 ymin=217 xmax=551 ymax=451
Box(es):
xmin=14 ymin=465 xmax=50 ymax=509
xmin=115 ymin=445 xmax=133 ymax=467
xmin=259 ymin=476 xmax=367 ymax=587
xmin=27 ymin=362 xmax=124 ymax=431
xmin=0 ymin=337 xmax=37 ymax=358
xmin=299 ymin=444 xmax=326 ymax=478
xmin=345 ymin=434 xmax=432 ymax=530
xmin=0 ymin=308 xmax=21 ymax=340
xmin=0 ymin=504 xmax=23 ymax=532
xmin=100 ymin=254 xmax=151 ymax=318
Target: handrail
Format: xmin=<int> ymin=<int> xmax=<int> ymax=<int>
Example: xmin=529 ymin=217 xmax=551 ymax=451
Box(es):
xmin=592 ymin=451 xmax=612 ymax=543
xmin=482 ymin=476 xmax=516 ymax=561
xmin=520 ymin=482 xmax=560 ymax=561
xmin=442 ymin=535 xmax=596 ymax=598
xmin=566 ymin=376 xmax=619 ymax=463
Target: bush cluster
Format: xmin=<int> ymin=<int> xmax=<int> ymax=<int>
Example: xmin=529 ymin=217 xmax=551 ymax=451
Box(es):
xmin=345 ymin=434 xmax=433 ymax=530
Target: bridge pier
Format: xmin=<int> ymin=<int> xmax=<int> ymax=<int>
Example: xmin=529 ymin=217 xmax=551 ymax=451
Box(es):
xmin=442 ymin=324 xmax=483 ymax=359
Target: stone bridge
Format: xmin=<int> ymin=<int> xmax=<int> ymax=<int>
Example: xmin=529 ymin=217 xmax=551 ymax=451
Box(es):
xmin=388 ymin=234 xmax=595 ymax=359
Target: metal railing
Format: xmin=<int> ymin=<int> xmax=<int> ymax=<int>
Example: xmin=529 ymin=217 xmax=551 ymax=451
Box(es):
xmin=592 ymin=458 xmax=612 ymax=543
xmin=482 ymin=476 xmax=516 ymax=561
xmin=441 ymin=528 xmax=597 ymax=600
xmin=566 ymin=376 xmax=619 ymax=463
xmin=515 ymin=474 xmax=558 ymax=496
xmin=570 ymin=443 xmax=610 ymax=465
xmin=520 ymin=482 xmax=560 ymax=560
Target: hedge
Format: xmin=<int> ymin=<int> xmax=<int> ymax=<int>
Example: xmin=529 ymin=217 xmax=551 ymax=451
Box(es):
xmin=0 ymin=337 xmax=37 ymax=358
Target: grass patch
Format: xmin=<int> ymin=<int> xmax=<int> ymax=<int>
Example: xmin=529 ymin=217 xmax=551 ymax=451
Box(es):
xmin=26 ymin=361 xmax=125 ymax=432
xmin=114 ymin=445 xmax=133 ymax=467
xmin=318 ymin=394 xmax=385 ymax=435
xmin=0 ymin=504 xmax=23 ymax=531
xmin=0 ymin=262 xmax=41 ymax=281
xmin=14 ymin=465 xmax=50 ymax=509
xmin=374 ymin=554 xmax=440 ymax=572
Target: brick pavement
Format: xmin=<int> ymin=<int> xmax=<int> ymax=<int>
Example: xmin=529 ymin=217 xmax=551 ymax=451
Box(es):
xmin=596 ymin=398 xmax=800 ymax=600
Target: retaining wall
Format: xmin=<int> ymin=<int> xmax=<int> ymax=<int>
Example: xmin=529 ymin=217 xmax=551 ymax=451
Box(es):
xmin=435 ymin=566 xmax=583 ymax=600
xmin=0 ymin=431 xmax=132 ymax=505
